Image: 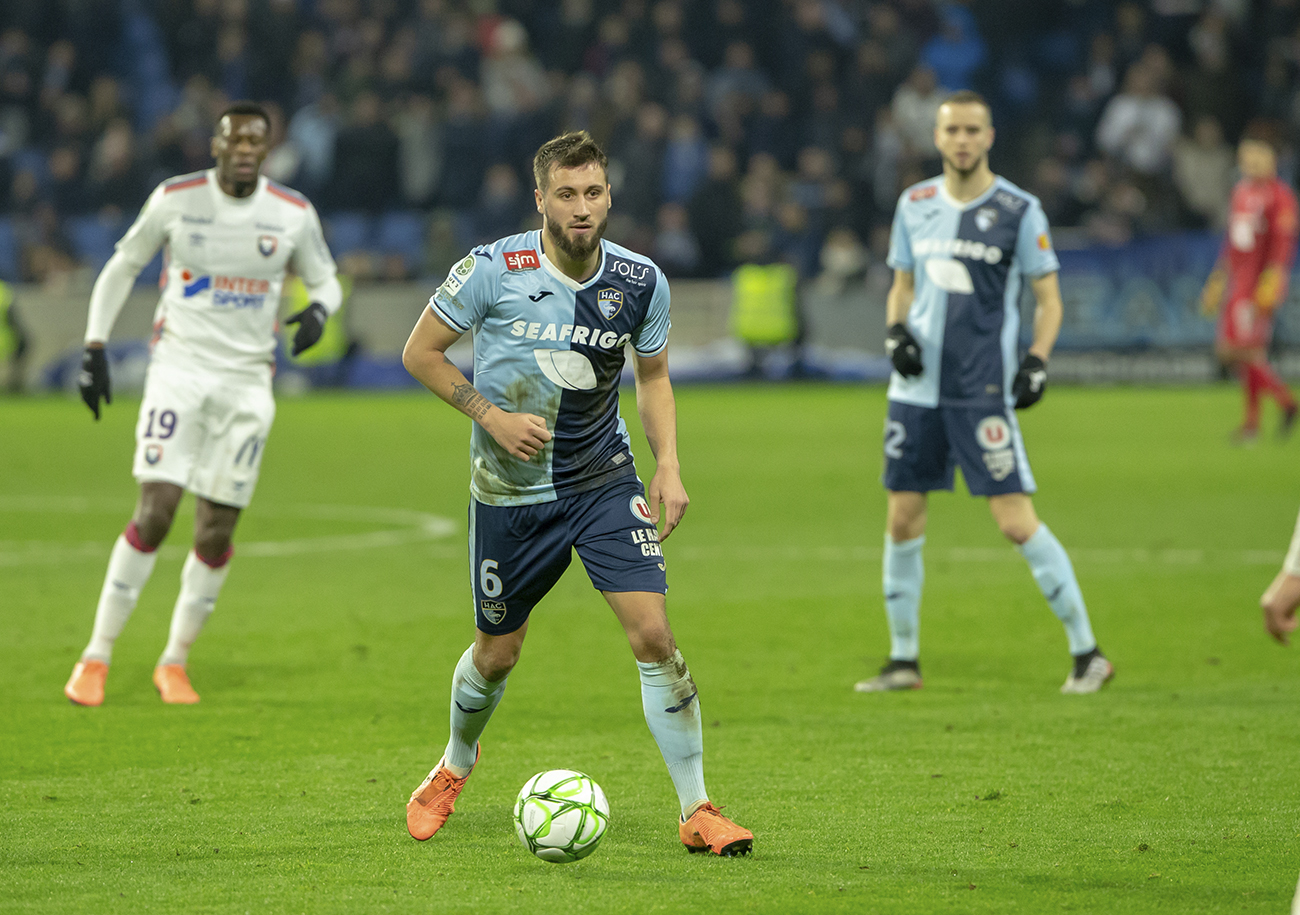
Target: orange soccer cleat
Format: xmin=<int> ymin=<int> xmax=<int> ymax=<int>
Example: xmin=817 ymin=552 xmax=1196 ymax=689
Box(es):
xmin=679 ymin=802 xmax=754 ymax=857
xmin=64 ymin=660 xmax=109 ymax=707
xmin=153 ymin=664 xmax=200 ymax=704
xmin=406 ymin=746 xmax=480 ymax=841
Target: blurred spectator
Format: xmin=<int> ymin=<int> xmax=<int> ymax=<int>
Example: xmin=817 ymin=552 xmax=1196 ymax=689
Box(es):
xmin=1095 ymin=61 xmax=1181 ymax=177
xmin=653 ymin=202 xmax=700 ymax=277
xmin=688 ymin=143 xmax=743 ymax=276
xmin=287 ymin=92 xmax=340 ymax=198
xmin=395 ymin=94 xmax=442 ymax=209
xmin=470 ymin=162 xmax=529 ymax=247
xmin=610 ymin=101 xmax=666 ymax=227
xmin=1173 ymin=115 xmax=1235 ymax=229
xmin=329 ymin=92 xmax=400 ymax=213
xmin=813 ymin=225 xmax=868 ymax=296
xmin=707 ymin=41 xmax=769 ymax=125
xmin=85 ymin=118 xmax=146 ymax=217
xmin=661 ymin=113 xmax=708 ymax=205
xmin=920 ymin=4 xmax=987 ymax=92
xmin=891 ymin=66 xmax=946 ymax=161
xmin=438 ymin=75 xmax=488 ymax=210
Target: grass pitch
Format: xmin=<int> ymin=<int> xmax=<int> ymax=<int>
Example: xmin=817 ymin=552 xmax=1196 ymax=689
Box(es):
xmin=2 ymin=382 xmax=1297 ymax=914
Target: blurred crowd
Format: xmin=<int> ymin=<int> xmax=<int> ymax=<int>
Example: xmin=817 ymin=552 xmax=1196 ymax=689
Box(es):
xmin=2 ymin=0 xmax=1300 ymax=286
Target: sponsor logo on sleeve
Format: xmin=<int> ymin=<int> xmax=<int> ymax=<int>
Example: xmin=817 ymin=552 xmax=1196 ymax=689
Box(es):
xmin=504 ymin=249 xmax=540 ymax=271
xmin=1037 ymin=233 xmax=1051 ymax=250
xmin=994 ymin=191 xmax=1027 ymax=212
xmin=910 ymin=185 xmax=937 ymax=201
xmin=597 ymin=287 xmax=624 ymax=320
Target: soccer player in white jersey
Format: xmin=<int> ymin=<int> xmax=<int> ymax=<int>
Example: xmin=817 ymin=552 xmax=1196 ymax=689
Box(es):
xmin=401 ymin=131 xmax=753 ymax=856
xmin=64 ymin=102 xmax=342 ymax=707
xmin=856 ymin=90 xmax=1114 ymax=695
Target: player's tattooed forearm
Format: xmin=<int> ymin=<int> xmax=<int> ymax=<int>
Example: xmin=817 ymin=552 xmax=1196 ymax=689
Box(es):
xmin=452 ymin=382 xmax=492 ymax=420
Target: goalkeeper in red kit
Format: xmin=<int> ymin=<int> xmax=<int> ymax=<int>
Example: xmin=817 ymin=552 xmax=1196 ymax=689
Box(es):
xmin=1201 ymin=127 xmax=1299 ymax=442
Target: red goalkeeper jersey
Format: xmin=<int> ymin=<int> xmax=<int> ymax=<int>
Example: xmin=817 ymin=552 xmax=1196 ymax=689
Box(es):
xmin=1224 ymin=176 xmax=1299 ymax=303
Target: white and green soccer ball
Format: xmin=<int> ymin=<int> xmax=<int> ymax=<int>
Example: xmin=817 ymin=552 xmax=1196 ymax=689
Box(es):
xmin=513 ymin=769 xmax=610 ymax=863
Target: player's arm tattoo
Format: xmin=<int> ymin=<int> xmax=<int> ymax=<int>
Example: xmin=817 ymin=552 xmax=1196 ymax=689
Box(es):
xmin=451 ymin=381 xmax=493 ymax=421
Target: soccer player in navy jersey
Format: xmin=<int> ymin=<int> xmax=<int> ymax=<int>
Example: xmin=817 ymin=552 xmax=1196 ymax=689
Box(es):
xmin=856 ymin=91 xmax=1114 ymax=695
xmin=401 ymin=132 xmax=752 ymax=856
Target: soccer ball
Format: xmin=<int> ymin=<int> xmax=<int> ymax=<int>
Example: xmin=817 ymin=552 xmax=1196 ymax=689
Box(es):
xmin=513 ymin=769 xmax=610 ymax=863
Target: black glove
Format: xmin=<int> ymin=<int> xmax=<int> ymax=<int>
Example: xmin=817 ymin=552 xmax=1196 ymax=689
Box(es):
xmin=78 ymin=346 xmax=111 ymax=420
xmin=885 ymin=323 xmax=923 ymax=378
xmin=1012 ymin=353 xmax=1047 ymax=409
xmin=284 ymin=302 xmax=328 ymax=356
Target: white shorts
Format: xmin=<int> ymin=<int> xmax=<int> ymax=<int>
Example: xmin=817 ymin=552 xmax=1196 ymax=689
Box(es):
xmin=132 ymin=361 xmax=276 ymax=509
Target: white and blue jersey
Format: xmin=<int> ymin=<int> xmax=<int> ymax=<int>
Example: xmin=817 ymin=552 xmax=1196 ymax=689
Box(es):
xmin=886 ymin=176 xmax=1059 ymax=408
xmin=429 ymin=231 xmax=670 ymax=507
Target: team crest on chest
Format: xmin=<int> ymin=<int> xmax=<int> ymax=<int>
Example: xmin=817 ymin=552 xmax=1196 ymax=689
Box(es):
xmin=597 ymin=287 xmax=624 ymax=320
xmin=257 ymin=234 xmax=277 ymax=256
xmin=975 ymin=207 xmax=998 ymax=233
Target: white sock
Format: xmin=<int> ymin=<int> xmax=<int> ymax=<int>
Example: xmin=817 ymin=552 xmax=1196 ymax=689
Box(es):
xmin=883 ymin=534 xmax=925 ymax=661
xmin=84 ymin=533 xmax=158 ymax=662
xmin=158 ymin=551 xmax=231 ymax=667
xmin=444 ymin=645 xmax=507 ymax=772
xmin=638 ymin=649 xmax=707 ymax=818
xmin=1017 ymin=523 xmax=1097 ymax=655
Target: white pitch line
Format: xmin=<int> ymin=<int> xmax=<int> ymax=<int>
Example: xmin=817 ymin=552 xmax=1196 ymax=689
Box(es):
xmin=669 ymin=545 xmax=1283 ymax=566
xmin=0 ymin=498 xmax=457 ymax=566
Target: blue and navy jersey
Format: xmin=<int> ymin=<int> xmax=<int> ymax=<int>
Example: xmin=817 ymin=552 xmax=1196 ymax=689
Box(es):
xmin=886 ymin=175 xmax=1059 ymax=408
xmin=429 ymin=231 xmax=670 ymax=506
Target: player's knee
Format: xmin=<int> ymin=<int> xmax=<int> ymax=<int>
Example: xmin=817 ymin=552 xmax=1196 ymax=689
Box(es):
xmin=133 ymin=506 xmax=175 ymax=548
xmin=193 ymin=525 xmax=234 ymax=564
xmin=997 ymin=518 xmax=1035 ymax=545
xmin=628 ymin=621 xmax=675 ymax=663
xmin=473 ymin=640 xmax=520 ymax=682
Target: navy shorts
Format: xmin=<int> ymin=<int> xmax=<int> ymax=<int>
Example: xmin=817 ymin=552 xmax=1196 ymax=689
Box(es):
xmin=882 ymin=401 xmax=1036 ymax=496
xmin=469 ymin=476 xmax=668 ymax=635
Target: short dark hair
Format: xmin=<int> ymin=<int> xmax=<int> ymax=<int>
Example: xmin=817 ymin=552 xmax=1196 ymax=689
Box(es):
xmin=533 ymin=131 xmax=608 ymax=191
xmin=217 ymin=101 xmax=271 ymax=130
xmin=1241 ymin=118 xmax=1282 ymax=152
xmin=940 ymin=89 xmax=991 ymax=116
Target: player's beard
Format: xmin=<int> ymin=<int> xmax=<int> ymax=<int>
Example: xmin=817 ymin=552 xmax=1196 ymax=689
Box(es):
xmin=545 ymin=212 xmax=607 ymax=263
xmin=943 ymin=150 xmax=986 ymax=180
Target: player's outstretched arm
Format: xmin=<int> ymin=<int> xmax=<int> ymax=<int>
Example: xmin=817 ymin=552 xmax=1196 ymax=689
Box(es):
xmin=402 ymin=307 xmax=552 ymax=460
xmin=633 ymin=349 xmax=688 ymax=541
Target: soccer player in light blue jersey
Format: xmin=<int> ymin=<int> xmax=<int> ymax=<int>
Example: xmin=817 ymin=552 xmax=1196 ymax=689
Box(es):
xmin=401 ymin=132 xmax=753 ymax=856
xmin=856 ymin=91 xmax=1114 ymax=696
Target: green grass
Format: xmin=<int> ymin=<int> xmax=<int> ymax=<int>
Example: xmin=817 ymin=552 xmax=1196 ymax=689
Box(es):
xmin=2 ymin=383 xmax=1298 ymax=914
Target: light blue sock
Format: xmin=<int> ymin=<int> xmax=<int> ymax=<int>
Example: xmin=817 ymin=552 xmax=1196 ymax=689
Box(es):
xmin=444 ymin=645 xmax=507 ymax=771
xmin=884 ymin=534 xmax=925 ymax=661
xmin=638 ymin=649 xmax=707 ymax=818
xmin=1017 ymin=524 xmax=1097 ymax=655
